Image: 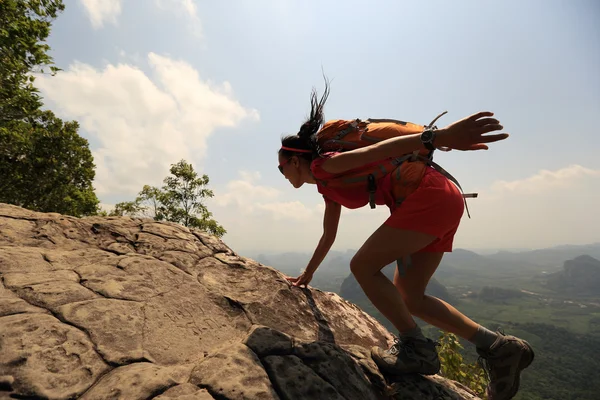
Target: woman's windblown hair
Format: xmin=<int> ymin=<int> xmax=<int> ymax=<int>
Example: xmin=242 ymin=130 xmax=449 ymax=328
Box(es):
xmin=280 ymin=76 xmax=331 ymax=160
xmin=298 ymin=81 xmax=330 ymax=142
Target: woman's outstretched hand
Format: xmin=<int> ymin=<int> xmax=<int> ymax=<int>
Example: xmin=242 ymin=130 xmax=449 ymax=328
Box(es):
xmin=436 ymin=111 xmax=509 ymax=151
xmin=285 ymin=270 xmax=314 ymax=288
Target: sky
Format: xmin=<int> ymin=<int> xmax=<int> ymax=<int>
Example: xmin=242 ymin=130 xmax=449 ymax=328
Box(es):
xmin=35 ymin=0 xmax=599 ymax=255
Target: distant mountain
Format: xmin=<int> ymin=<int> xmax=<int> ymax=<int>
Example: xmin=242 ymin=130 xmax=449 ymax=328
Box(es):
xmin=339 ymin=263 xmax=455 ymax=305
xmin=253 ymin=252 xmax=311 ymax=276
xmin=475 ymin=286 xmax=528 ymax=303
xmin=487 ymin=243 xmax=600 ymax=268
xmin=433 ymin=248 xmax=542 ymax=288
xmin=447 ymin=248 xmax=487 ymax=260
xmin=251 ymin=250 xmax=354 ymax=277
xmin=249 ymin=243 xmax=600 ymax=276
xmin=252 ymin=250 xmax=357 ymax=293
xmin=440 ymin=248 xmax=504 ymax=270
xmin=248 ymin=243 xmax=600 ymax=294
xmin=544 ymin=255 xmax=600 ymax=296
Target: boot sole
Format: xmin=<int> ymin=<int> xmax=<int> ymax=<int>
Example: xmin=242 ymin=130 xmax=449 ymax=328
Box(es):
xmin=380 ymin=365 xmax=440 ymax=376
xmin=419 ymin=360 xmax=441 ymax=376
xmin=371 ymin=348 xmax=441 ymax=376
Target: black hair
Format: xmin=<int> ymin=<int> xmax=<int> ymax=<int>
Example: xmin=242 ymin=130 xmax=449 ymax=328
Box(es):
xmin=279 ymin=76 xmax=331 ymax=162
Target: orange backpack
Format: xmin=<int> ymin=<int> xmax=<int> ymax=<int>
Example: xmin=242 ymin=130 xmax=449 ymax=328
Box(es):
xmin=313 ymin=112 xmax=477 ymax=216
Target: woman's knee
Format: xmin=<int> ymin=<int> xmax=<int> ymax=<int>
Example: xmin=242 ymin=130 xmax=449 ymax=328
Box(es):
xmin=349 ymin=254 xmax=367 ymax=279
xmin=403 ymin=293 xmax=426 ymax=315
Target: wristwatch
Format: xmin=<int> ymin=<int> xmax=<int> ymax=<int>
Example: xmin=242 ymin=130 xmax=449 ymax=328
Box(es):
xmin=420 ymin=129 xmax=436 ymax=151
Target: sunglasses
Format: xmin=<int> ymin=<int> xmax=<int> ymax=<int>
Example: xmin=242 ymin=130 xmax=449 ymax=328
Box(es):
xmin=278 ymin=157 xmax=292 ymax=174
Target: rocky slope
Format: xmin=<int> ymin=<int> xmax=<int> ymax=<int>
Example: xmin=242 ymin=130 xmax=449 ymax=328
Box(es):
xmin=0 ymin=203 xmax=479 ymax=400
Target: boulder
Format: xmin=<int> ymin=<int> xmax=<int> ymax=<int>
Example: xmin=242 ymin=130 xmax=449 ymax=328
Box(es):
xmin=0 ymin=203 xmax=480 ymax=399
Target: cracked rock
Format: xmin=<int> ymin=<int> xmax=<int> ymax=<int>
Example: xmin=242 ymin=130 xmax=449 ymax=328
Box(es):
xmin=153 ymin=383 xmax=215 ymax=399
xmin=190 ymin=343 xmax=279 ymax=400
xmin=79 ymin=362 xmax=193 ymax=400
xmin=0 ymin=313 xmax=110 ymax=399
xmin=57 ymin=298 xmax=146 ymax=364
xmin=0 ymin=203 xmax=481 ymax=400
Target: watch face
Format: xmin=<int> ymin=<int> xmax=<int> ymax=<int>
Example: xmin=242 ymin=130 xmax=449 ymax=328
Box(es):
xmin=422 ymin=130 xmax=433 ymax=142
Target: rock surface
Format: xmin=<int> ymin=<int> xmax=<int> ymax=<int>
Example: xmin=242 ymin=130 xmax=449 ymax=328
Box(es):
xmin=0 ymin=203 xmax=480 ymax=399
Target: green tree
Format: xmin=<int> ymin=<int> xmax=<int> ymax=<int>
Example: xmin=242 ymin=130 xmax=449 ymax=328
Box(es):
xmin=437 ymin=331 xmax=488 ymax=398
xmin=0 ymin=111 xmax=99 ymax=216
xmin=111 ymin=185 xmax=163 ymax=220
xmin=111 ymin=160 xmax=226 ymax=238
xmin=1 ymin=0 xmax=65 ymax=122
xmin=1 ymin=0 xmax=100 ymax=216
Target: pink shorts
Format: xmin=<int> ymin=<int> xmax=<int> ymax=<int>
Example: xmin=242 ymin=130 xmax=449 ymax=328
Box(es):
xmin=384 ymin=167 xmax=465 ymax=252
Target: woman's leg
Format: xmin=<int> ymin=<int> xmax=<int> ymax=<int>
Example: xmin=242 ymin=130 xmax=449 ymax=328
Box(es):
xmin=349 ymin=224 xmax=436 ymax=334
xmin=350 ymin=224 xmax=441 ymax=374
xmin=391 ymin=252 xmax=535 ymax=400
xmin=352 ymin=166 xmax=533 ymax=394
xmin=349 ymin=225 xmax=484 ymax=341
xmin=393 ymin=251 xmax=479 ymax=340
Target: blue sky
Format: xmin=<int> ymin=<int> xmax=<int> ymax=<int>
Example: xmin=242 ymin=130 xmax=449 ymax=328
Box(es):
xmin=37 ymin=0 xmax=599 ymax=254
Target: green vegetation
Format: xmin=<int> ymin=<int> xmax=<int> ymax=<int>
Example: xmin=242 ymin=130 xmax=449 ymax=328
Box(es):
xmin=1 ymin=2 xmax=223 ymax=234
xmin=508 ymin=322 xmax=600 ymax=400
xmin=456 ymin=294 xmax=600 ymax=336
xmin=437 ymin=331 xmax=488 ymax=398
xmin=109 ymin=159 xmax=226 ymax=237
xmin=1 ymin=0 xmax=100 ymax=216
xmin=1 ymin=0 xmax=65 ymax=121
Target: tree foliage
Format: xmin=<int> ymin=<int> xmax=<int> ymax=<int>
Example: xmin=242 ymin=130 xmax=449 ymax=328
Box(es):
xmin=437 ymin=331 xmax=488 ymax=398
xmin=0 ymin=0 xmax=65 ymax=122
xmin=110 ymin=160 xmax=226 ymax=238
xmin=0 ymin=0 xmax=99 ymax=216
xmin=0 ymin=111 xmax=99 ymax=216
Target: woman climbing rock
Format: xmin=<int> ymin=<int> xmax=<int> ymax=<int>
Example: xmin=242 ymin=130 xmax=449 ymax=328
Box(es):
xmin=278 ymin=81 xmax=534 ymax=400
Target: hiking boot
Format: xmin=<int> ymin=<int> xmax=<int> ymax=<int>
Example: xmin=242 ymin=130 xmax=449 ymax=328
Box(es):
xmin=371 ymin=336 xmax=440 ymax=375
xmin=476 ymin=331 xmax=535 ymax=400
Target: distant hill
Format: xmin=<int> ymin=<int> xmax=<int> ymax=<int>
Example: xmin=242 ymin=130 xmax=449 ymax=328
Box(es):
xmin=487 ymin=243 xmax=600 ymax=268
xmin=340 ymin=263 xmax=455 ymax=305
xmin=433 ymin=248 xmax=545 ymax=290
xmin=249 ymin=243 xmax=600 ymax=276
xmin=439 ymin=248 xmax=508 ymax=270
xmin=254 ymin=250 xmax=354 ymax=277
xmin=544 ymin=255 xmax=600 ymax=296
xmin=249 ymin=243 xmax=600 ymax=294
xmin=475 ymin=286 xmax=528 ymax=303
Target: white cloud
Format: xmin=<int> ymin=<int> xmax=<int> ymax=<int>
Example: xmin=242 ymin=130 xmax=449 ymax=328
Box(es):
xmin=157 ymin=0 xmax=197 ymax=16
xmin=36 ymin=52 xmax=259 ymax=197
xmin=155 ymin=0 xmax=202 ymax=37
xmin=454 ymin=164 xmax=600 ymax=250
xmin=214 ymin=171 xmax=280 ymax=210
xmin=207 ymin=171 xmax=324 ymax=252
xmin=97 ymin=203 xmax=115 ymax=213
xmin=211 ymin=171 xmax=316 ymax=222
xmin=256 ymin=201 xmax=316 ymax=221
xmin=490 ymin=165 xmax=600 ymax=195
xmin=79 ymin=0 xmax=122 ymax=29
